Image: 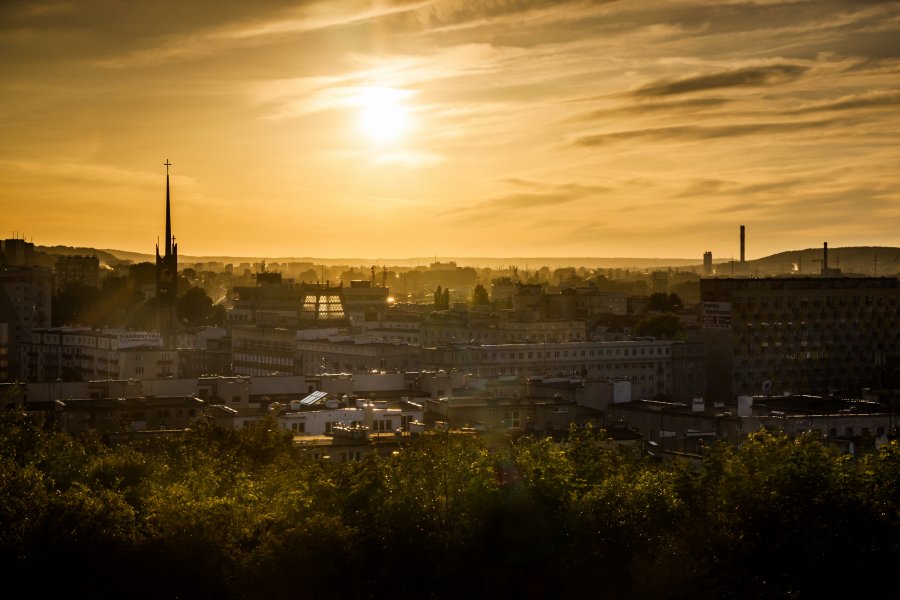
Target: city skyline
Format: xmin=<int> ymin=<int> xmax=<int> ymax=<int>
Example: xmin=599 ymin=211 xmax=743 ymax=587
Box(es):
xmin=2 ymin=0 xmax=899 ymax=259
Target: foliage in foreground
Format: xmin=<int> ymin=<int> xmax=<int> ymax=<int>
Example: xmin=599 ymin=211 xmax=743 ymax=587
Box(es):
xmin=1 ymin=411 xmax=897 ymax=600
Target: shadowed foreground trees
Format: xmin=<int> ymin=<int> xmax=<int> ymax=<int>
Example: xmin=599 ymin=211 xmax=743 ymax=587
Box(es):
xmin=1 ymin=411 xmax=897 ymax=600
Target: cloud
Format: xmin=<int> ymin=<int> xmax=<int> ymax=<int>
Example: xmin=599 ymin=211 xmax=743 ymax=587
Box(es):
xmin=632 ymin=63 xmax=810 ymax=97
xmin=785 ymin=90 xmax=900 ymax=114
xmin=96 ymin=1 xmax=433 ymax=68
xmin=570 ymin=118 xmax=843 ymax=147
xmin=672 ymin=179 xmax=729 ymax=198
xmin=570 ymin=97 xmax=731 ymax=122
xmin=443 ymin=179 xmax=611 ymax=221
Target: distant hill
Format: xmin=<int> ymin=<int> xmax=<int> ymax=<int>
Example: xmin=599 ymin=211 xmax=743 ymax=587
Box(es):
xmin=35 ymin=245 xmax=900 ymax=274
xmin=37 ymin=245 xmax=131 ymax=268
xmin=94 ymin=252 xmax=722 ymax=270
xmin=726 ymin=246 xmax=900 ymax=277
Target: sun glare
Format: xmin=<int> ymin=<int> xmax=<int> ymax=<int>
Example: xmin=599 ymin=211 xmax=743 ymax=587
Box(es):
xmin=356 ymin=87 xmax=412 ymax=145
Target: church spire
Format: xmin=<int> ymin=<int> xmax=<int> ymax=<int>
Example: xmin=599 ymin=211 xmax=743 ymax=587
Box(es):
xmin=164 ymin=159 xmax=172 ymax=257
xmin=157 ymin=158 xmax=178 ymax=349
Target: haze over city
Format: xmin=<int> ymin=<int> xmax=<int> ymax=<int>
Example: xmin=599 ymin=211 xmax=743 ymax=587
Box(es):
xmin=3 ymin=0 xmax=900 ymax=259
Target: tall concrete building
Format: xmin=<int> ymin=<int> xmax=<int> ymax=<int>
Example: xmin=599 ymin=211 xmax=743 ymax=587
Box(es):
xmin=0 ymin=238 xmax=35 ymax=268
xmin=701 ymin=277 xmax=899 ymax=403
xmin=55 ymin=255 xmax=100 ymax=289
xmin=0 ymin=267 xmax=53 ymax=381
xmin=703 ymin=251 xmax=713 ymax=276
xmin=155 ymin=160 xmax=178 ymax=348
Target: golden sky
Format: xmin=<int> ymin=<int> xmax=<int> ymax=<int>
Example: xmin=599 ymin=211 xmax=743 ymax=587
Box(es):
xmin=2 ymin=0 xmax=899 ymax=260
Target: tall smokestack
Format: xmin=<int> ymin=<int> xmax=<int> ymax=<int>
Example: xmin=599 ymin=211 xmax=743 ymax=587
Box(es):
xmin=823 ymin=242 xmax=828 ymax=272
xmin=740 ymin=225 xmax=745 ymax=263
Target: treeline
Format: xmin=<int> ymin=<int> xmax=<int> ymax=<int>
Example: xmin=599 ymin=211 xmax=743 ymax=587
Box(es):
xmin=53 ymin=276 xmax=224 ymax=330
xmin=1 ymin=411 xmax=897 ymax=599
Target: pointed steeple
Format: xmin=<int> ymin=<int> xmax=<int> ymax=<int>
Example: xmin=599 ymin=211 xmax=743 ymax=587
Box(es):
xmin=164 ymin=159 xmax=172 ymax=257
xmin=157 ymin=159 xmax=178 ymax=349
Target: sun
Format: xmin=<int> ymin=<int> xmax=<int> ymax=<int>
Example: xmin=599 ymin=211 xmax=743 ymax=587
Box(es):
xmin=355 ymin=87 xmax=412 ymax=145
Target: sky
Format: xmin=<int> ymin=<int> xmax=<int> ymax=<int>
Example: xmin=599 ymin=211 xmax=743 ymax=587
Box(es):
xmin=1 ymin=0 xmax=899 ymax=260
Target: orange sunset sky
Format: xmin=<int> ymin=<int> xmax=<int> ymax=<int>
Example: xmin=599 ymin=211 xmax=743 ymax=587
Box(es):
xmin=2 ymin=0 xmax=899 ymax=259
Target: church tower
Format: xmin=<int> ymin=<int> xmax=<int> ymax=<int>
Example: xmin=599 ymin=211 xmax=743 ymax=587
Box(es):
xmin=156 ymin=160 xmax=178 ymax=348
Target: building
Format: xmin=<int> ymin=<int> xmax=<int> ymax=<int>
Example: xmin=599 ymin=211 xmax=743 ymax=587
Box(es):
xmin=156 ymin=161 xmax=178 ymax=348
xmin=296 ymin=335 xmax=420 ymax=374
xmin=231 ymin=325 xmax=302 ymax=376
xmin=0 ymin=238 xmax=35 ymax=267
xmin=353 ymin=310 xmax=421 ymax=345
xmin=0 ymin=267 xmax=53 ymax=381
xmin=54 ymin=255 xmax=100 ymax=289
xmin=51 ymin=395 xmax=205 ymax=436
xmin=701 ymin=276 xmax=899 ymax=403
xmin=609 ymin=394 xmax=895 ymax=456
xmin=424 ymin=393 xmax=598 ymax=435
xmin=229 ymin=277 xmax=349 ymax=329
xmin=340 ymin=279 xmax=390 ymax=321
xmin=703 ymin=252 xmax=713 ymax=276
xmin=275 ymin=392 xmax=423 ymax=437
xmin=421 ymin=309 xmax=586 ymax=347
xmin=21 ymin=328 xmax=177 ymax=382
xmin=421 ymin=339 xmax=705 ymax=400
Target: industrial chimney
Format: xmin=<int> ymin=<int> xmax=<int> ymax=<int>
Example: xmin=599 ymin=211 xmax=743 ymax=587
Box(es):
xmin=740 ymin=225 xmax=746 ymax=263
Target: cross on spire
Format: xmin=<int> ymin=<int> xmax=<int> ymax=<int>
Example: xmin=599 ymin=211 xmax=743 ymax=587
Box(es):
xmin=164 ymin=159 xmax=172 ymax=175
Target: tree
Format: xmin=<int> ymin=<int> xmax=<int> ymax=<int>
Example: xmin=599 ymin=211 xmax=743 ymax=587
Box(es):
xmin=177 ymin=286 xmax=214 ymax=326
xmin=472 ymin=284 xmax=490 ymax=305
xmin=433 ymin=286 xmax=450 ymax=309
xmin=635 ymin=312 xmax=685 ymax=339
xmin=434 ymin=285 xmax=443 ymax=308
xmin=646 ymin=292 xmax=683 ymax=312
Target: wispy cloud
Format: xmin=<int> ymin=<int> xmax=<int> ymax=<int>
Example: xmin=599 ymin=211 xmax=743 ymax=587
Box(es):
xmin=570 ymin=118 xmax=844 ymax=147
xmin=96 ymin=1 xmax=433 ymax=68
xmin=443 ymin=179 xmax=611 ymax=222
xmin=631 ymin=63 xmax=810 ymax=97
xmin=785 ymin=90 xmax=900 ymax=114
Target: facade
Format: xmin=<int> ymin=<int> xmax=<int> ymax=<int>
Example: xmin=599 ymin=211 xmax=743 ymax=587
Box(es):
xmin=609 ymin=395 xmax=895 ymax=455
xmin=231 ymin=325 xmax=300 ymax=376
xmin=353 ymin=311 xmax=421 ymax=345
xmin=52 ymin=395 xmax=205 ymax=435
xmin=276 ymin=395 xmax=424 ymax=437
xmin=542 ymin=287 xmax=628 ymax=319
xmin=54 ymin=255 xmax=100 ymax=289
xmin=701 ymin=277 xmax=899 ymax=403
xmin=340 ymin=280 xmax=391 ymax=320
xmin=0 ymin=238 xmax=35 ymax=268
xmin=424 ymin=393 xmax=597 ymax=434
xmin=421 ymin=311 xmax=586 ymax=347
xmin=0 ymin=267 xmax=53 ymax=381
xmin=155 ymin=162 xmax=178 ymax=348
xmin=421 ymin=339 xmax=704 ymax=400
xmin=296 ymin=336 xmax=420 ymax=374
xmin=21 ymin=328 xmax=176 ymax=382
xmin=229 ymin=278 xmax=348 ymax=328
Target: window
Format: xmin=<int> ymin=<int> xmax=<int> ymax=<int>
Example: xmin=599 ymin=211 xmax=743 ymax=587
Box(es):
xmin=504 ymin=410 xmax=521 ymax=429
xmin=232 ymin=395 xmax=241 ymax=403
xmin=372 ymin=419 xmax=393 ymax=432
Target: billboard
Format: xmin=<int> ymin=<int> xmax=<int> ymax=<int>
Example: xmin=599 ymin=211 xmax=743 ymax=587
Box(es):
xmin=702 ymin=301 xmax=731 ymax=329
xmin=116 ymin=332 xmax=163 ymax=349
